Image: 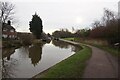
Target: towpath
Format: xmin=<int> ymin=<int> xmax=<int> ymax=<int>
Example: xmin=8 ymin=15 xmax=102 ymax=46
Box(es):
xmin=60 ymin=39 xmax=118 ymax=78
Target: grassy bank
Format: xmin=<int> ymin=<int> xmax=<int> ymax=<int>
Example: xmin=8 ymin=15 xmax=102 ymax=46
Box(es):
xmin=34 ymin=45 xmax=92 ymax=78
xmin=89 ymin=44 xmax=119 ymax=57
xmin=64 ymin=38 xmax=119 ymax=57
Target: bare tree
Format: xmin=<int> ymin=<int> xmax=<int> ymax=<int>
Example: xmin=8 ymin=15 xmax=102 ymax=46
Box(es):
xmin=0 ymin=1 xmax=15 ymax=23
xmin=102 ymin=8 xmax=116 ymax=26
xmin=92 ymin=20 xmax=101 ymax=28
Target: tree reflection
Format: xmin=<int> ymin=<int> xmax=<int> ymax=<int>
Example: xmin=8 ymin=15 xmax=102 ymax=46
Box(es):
xmin=71 ymin=45 xmax=82 ymax=52
xmin=2 ymin=48 xmax=18 ymax=78
xmin=52 ymin=40 xmax=82 ymax=53
xmin=52 ymin=40 xmax=70 ymax=49
xmin=2 ymin=48 xmax=15 ymax=60
xmin=29 ymin=43 xmax=44 ymax=66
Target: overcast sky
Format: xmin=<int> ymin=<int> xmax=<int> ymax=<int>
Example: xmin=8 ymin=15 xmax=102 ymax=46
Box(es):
xmin=1 ymin=0 xmax=119 ymax=34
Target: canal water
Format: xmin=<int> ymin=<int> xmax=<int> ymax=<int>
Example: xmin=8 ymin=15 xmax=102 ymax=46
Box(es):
xmin=2 ymin=40 xmax=80 ymax=78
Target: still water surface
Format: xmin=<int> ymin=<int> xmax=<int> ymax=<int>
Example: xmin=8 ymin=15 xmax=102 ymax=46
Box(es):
xmin=2 ymin=40 xmax=80 ymax=78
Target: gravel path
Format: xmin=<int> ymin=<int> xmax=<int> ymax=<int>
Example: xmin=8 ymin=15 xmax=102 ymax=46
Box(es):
xmin=60 ymin=39 xmax=118 ymax=78
xmin=83 ymin=45 xmax=118 ymax=78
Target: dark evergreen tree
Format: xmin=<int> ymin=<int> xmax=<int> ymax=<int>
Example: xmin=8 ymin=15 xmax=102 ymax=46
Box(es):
xmin=29 ymin=13 xmax=43 ymax=39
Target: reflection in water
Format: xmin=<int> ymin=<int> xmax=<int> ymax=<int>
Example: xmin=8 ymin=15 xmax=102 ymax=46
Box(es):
xmin=71 ymin=45 xmax=81 ymax=52
xmin=52 ymin=40 xmax=82 ymax=52
xmin=2 ymin=48 xmax=18 ymax=78
xmin=2 ymin=42 xmax=46 ymax=78
xmin=2 ymin=48 xmax=15 ymax=60
xmin=2 ymin=58 xmax=18 ymax=78
xmin=2 ymin=40 xmax=82 ymax=78
xmin=52 ymin=40 xmax=70 ymax=49
xmin=29 ymin=44 xmax=43 ymax=66
xmin=18 ymin=46 xmax=29 ymax=58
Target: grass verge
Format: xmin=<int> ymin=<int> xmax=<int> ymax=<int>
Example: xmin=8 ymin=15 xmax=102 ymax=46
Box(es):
xmin=34 ymin=45 xmax=92 ymax=78
xmin=64 ymin=38 xmax=119 ymax=57
xmin=88 ymin=44 xmax=119 ymax=57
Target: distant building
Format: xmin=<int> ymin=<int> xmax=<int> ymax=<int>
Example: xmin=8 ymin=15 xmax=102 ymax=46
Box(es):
xmin=2 ymin=20 xmax=17 ymax=39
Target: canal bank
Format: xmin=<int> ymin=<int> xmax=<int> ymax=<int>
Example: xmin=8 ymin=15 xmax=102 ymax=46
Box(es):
xmin=61 ymin=39 xmax=118 ymax=78
xmin=33 ymin=39 xmax=92 ymax=78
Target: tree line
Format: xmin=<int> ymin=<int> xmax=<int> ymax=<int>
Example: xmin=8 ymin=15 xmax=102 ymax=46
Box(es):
xmin=90 ymin=8 xmax=119 ymax=45
xmin=52 ymin=8 xmax=119 ymax=46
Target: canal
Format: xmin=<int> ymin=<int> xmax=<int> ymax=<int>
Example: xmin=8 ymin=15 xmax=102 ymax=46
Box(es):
xmin=2 ymin=40 xmax=80 ymax=78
